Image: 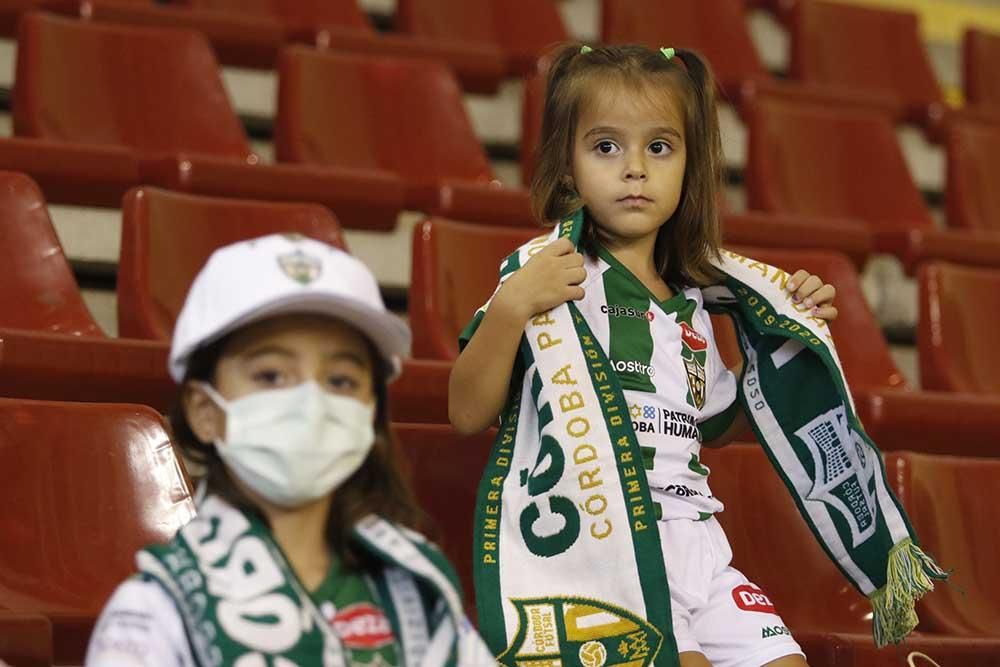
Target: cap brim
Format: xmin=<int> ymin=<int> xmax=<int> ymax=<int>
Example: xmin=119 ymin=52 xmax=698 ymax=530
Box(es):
xmin=174 ymin=293 xmax=411 ymax=382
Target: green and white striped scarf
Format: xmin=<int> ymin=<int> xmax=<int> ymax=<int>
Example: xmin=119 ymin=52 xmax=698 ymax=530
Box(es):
xmin=137 ymin=494 xmax=473 ymax=667
xmin=472 ymin=210 xmax=946 ymax=666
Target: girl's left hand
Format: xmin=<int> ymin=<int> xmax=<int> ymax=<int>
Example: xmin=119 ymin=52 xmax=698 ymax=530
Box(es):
xmin=787 ymin=270 xmax=838 ymax=321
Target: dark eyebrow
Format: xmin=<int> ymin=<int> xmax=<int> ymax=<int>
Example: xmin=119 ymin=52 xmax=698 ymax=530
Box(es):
xmin=650 ymin=126 xmax=683 ymax=140
xmin=327 ymin=351 xmax=371 ymax=370
xmin=242 ymin=345 xmax=295 ymax=361
xmin=583 ymin=126 xmax=623 ymax=139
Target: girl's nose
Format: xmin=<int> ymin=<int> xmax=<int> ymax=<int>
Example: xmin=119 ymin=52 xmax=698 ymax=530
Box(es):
xmin=624 ymin=157 xmax=647 ymax=181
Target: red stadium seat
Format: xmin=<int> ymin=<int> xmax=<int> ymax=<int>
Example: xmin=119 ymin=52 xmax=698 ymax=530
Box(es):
xmin=789 ymin=0 xmax=947 ymax=135
xmin=601 ymin=0 xmax=766 ymax=103
xmin=725 ymin=246 xmax=1000 ymax=456
xmin=704 ymin=446 xmax=1000 ymax=661
xmin=0 ymin=612 xmax=52 ymax=667
xmin=0 ymin=171 xmax=102 ymax=336
xmin=964 ymin=28 xmax=1000 ymax=116
xmin=945 ymin=119 xmax=1000 ymax=232
xmin=47 ymin=0 xmax=506 ymax=91
xmin=276 ymin=48 xmax=533 ymax=227
xmin=7 ymin=13 xmax=403 ymax=228
xmin=395 ymin=0 xmax=567 ymax=76
xmin=918 ymin=262 xmax=1000 ymax=395
xmin=409 ymin=219 xmax=541 ymax=360
xmin=800 ymin=632 xmax=1000 ymax=666
xmin=598 ymin=0 xmax=900 ymax=114
xmin=0 ymin=398 xmax=195 ymax=664
xmin=886 ymin=452 xmax=1000 ymax=637
xmin=746 ymin=95 xmax=1000 ymax=272
xmin=701 ymin=445 xmax=873 ymax=636
xmin=392 ymin=423 xmax=495 ymax=615
xmin=117 ymin=187 xmax=347 ymax=340
xmin=116 ymin=187 xmax=448 ymax=421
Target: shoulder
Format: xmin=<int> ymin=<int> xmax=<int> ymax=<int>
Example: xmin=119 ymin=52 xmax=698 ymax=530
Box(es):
xmin=86 ymin=578 xmax=192 ymax=667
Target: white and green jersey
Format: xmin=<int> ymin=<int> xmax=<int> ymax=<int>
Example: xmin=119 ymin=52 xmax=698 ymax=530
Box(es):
xmin=461 ymin=245 xmax=740 ymax=522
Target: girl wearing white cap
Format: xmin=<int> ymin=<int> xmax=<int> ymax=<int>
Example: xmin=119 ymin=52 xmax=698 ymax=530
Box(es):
xmin=86 ymin=234 xmax=494 ymax=667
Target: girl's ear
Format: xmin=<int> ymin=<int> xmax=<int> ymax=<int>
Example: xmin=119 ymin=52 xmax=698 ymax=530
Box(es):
xmin=561 ymin=173 xmax=576 ymax=191
xmin=182 ymin=382 xmax=226 ymax=444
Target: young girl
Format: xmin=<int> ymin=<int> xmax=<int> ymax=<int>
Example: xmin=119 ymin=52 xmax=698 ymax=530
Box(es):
xmin=86 ymin=234 xmax=493 ymax=667
xmin=450 ymin=45 xmax=839 ymax=667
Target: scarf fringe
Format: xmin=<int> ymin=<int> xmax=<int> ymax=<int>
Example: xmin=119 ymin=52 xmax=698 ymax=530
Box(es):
xmin=871 ymin=539 xmax=949 ymax=647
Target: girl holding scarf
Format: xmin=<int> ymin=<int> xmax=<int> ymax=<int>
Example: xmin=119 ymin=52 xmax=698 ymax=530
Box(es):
xmin=450 ymin=44 xmax=842 ymax=667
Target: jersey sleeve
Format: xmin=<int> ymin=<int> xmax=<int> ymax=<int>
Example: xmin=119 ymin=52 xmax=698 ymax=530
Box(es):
xmin=457 ymin=276 xmax=507 ymax=352
xmin=85 ymin=578 xmax=195 ymax=667
xmin=696 ymin=325 xmax=740 ymax=443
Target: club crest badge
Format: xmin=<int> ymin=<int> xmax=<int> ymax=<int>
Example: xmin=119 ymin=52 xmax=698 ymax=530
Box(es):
xmin=278 ymin=249 xmax=322 ymax=285
xmin=679 ymin=322 xmax=708 ymax=409
xmin=499 ymin=596 xmax=663 ymax=667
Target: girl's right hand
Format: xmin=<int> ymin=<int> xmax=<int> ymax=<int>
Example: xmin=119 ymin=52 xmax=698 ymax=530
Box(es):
xmin=494 ymin=238 xmax=587 ymax=321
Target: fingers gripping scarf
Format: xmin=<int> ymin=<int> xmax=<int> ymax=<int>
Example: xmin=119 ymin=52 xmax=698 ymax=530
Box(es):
xmin=471 ymin=210 xmax=947 ymax=666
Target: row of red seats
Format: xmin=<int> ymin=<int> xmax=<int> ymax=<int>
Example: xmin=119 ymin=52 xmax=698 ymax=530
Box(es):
xmin=0 ymin=0 xmax=566 ymax=89
xmin=1 ymin=171 xmax=998 ymax=449
xmin=5 ymin=12 xmax=1000 ymax=272
xmin=4 ymin=0 xmax=998 ymax=134
xmin=1 ymin=398 xmax=997 ymax=665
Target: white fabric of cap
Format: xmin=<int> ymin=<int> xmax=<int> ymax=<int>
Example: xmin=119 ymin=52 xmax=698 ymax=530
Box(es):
xmin=168 ymin=234 xmax=411 ymax=382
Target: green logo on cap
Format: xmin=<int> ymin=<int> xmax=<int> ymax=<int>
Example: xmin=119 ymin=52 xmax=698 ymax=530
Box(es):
xmin=278 ymin=250 xmax=322 ymax=285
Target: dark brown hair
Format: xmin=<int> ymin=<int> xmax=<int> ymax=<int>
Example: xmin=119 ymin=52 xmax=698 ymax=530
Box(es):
xmin=170 ymin=333 xmax=425 ymax=571
xmin=531 ymin=43 xmax=724 ymax=287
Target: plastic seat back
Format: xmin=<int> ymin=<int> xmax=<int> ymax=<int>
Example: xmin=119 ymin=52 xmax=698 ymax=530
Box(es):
xmin=790 ymin=1 xmax=942 ymax=121
xmin=177 ymin=0 xmax=373 ymax=30
xmin=601 ymin=0 xmax=765 ymax=96
xmin=701 ymin=444 xmax=871 ymax=634
xmin=0 ymin=171 xmax=102 ymax=336
xmin=918 ymin=262 xmax=1000 ymax=394
xmin=723 ymin=246 xmax=907 ymax=391
xmin=945 ymin=120 xmax=1000 ymax=232
xmin=276 ymin=48 xmax=493 ymax=185
xmin=746 ymin=96 xmax=932 ymax=229
xmin=886 ymin=451 xmax=1000 ymax=636
xmin=409 ymin=218 xmax=542 ymax=360
xmin=0 ymin=397 xmax=195 ymax=617
xmin=14 ymin=13 xmax=252 ymax=160
xmin=397 ymin=0 xmax=565 ymax=72
xmin=392 ymin=423 xmax=495 ymax=614
xmin=964 ymin=28 xmax=1000 ymax=111
xmin=118 ymin=187 xmax=346 ymax=340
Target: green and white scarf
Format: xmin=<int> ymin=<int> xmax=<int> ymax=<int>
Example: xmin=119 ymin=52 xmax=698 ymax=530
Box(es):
xmin=472 ymin=210 xmax=947 ymax=666
xmin=137 ymin=494 xmax=475 ymax=667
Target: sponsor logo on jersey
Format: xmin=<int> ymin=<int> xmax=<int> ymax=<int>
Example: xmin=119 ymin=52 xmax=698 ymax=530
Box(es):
xmin=761 ymin=625 xmax=791 ymax=639
xmin=679 ymin=322 xmax=708 ymax=409
xmin=602 ymin=303 xmax=655 ymax=322
xmin=680 ymin=322 xmax=708 ymax=351
xmin=331 ymin=603 xmax=395 ymax=650
xmin=613 ymin=359 xmax=655 ymax=378
xmin=662 ymin=484 xmax=705 ymax=498
xmin=629 ymin=404 xmax=699 ymax=438
xmin=732 ymin=585 xmax=776 ymax=614
xmin=278 ymin=249 xmax=322 ymax=285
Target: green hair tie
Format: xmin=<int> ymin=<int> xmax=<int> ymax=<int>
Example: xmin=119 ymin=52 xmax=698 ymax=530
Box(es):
xmin=660 ymin=47 xmax=676 ymax=60
xmin=580 ymin=45 xmax=593 ymax=54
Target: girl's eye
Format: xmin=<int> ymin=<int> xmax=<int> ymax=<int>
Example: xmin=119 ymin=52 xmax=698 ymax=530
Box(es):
xmin=328 ymin=375 xmax=361 ymax=392
xmin=595 ymin=140 xmax=620 ymax=155
xmin=252 ymin=369 xmax=286 ymax=387
xmin=648 ymin=140 xmax=672 ymax=155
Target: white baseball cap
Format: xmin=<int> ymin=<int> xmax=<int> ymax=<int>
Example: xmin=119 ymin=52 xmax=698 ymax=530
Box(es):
xmin=168 ymin=234 xmax=411 ymax=382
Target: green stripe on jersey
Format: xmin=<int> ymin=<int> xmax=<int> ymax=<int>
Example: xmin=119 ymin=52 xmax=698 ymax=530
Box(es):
xmin=602 ymin=266 xmax=657 ymax=393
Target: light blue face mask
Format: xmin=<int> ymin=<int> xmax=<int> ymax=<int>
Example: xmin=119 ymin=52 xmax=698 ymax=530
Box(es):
xmin=200 ymin=381 xmax=377 ymax=508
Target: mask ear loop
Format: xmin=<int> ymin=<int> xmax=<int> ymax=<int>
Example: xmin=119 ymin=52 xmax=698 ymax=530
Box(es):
xmin=907 ymin=653 xmax=942 ymax=667
xmin=195 ymin=381 xmax=229 ymax=410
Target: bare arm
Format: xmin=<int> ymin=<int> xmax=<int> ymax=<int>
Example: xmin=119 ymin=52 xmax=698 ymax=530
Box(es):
xmin=448 ymin=239 xmax=586 ymax=435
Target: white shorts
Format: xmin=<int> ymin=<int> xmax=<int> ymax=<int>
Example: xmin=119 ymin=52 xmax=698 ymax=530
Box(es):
xmin=659 ymin=517 xmax=804 ymax=667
